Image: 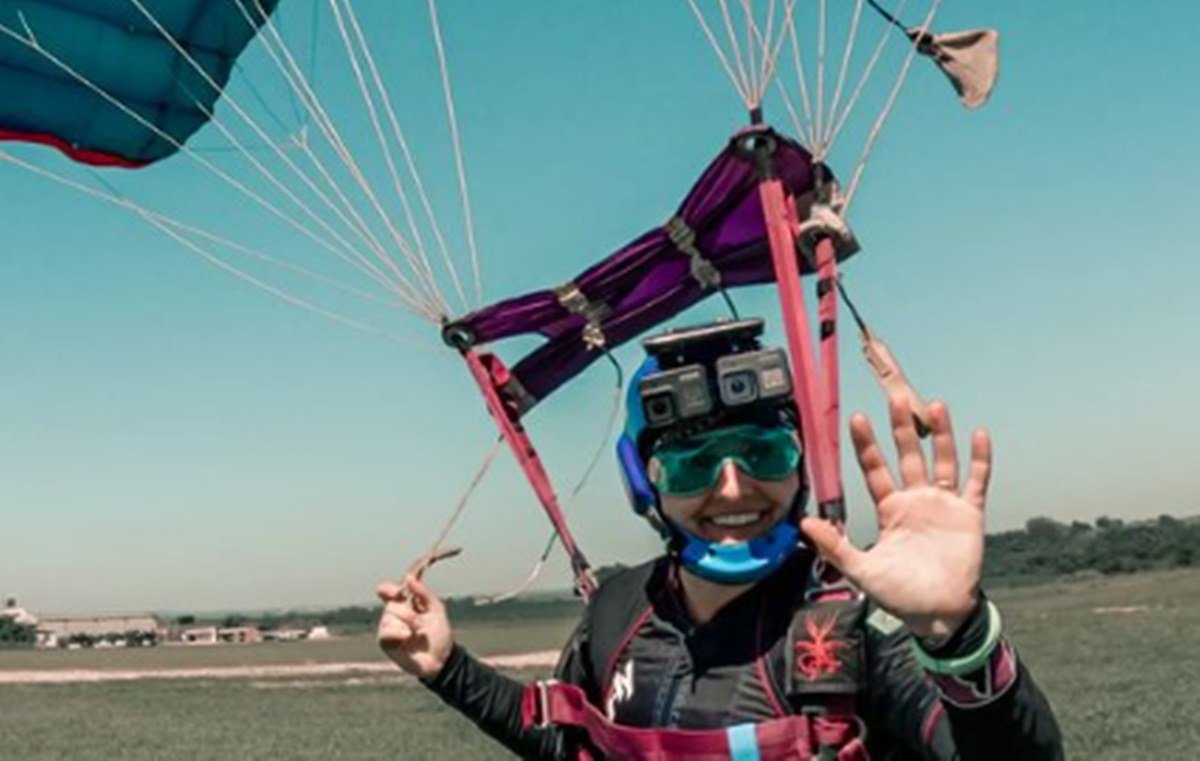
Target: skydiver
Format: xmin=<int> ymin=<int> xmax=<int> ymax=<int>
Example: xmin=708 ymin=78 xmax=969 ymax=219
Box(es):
xmin=376 ymin=319 xmax=1063 ymax=760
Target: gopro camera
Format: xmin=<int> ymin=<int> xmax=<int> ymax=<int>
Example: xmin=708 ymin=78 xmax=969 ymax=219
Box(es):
xmin=636 ymin=319 xmax=793 ymax=430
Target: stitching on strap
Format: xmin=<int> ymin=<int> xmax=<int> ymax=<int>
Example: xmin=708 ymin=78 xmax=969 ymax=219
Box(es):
xmin=554 ymin=281 xmax=611 ymax=350
xmin=665 ymin=216 xmax=722 ymax=290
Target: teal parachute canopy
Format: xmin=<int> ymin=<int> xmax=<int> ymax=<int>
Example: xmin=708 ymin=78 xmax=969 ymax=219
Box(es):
xmin=0 ymin=0 xmax=279 ymax=167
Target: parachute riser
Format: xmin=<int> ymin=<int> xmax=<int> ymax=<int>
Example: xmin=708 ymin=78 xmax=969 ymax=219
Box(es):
xmin=744 ymin=126 xmax=846 ymax=526
xmin=459 ymin=348 xmax=598 ymax=601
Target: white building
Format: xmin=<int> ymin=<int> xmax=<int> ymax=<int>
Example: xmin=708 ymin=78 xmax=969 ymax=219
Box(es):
xmin=35 ymin=615 xmax=164 ymax=649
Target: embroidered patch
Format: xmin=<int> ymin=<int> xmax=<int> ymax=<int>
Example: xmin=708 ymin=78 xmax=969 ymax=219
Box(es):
xmin=794 ymin=612 xmax=849 ymax=681
xmin=605 ymin=658 xmax=635 ymax=719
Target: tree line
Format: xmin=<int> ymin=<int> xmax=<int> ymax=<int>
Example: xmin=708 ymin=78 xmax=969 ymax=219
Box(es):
xmin=982 ymin=514 xmax=1199 ymax=585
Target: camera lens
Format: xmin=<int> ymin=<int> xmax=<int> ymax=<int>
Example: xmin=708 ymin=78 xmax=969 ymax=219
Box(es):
xmin=720 ymin=371 xmax=757 ymax=405
xmin=643 ymin=393 xmax=675 ymax=425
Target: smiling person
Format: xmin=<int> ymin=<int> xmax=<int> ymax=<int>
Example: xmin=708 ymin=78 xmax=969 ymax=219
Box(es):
xmin=377 ymin=319 xmax=1063 ymax=760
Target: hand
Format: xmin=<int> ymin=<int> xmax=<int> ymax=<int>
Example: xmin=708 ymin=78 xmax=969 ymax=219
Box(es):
xmin=376 ymin=574 xmax=454 ymax=679
xmin=802 ymin=399 xmax=990 ymax=642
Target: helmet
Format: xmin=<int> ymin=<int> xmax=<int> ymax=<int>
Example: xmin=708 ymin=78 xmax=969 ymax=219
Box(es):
xmin=616 ymin=319 xmax=807 ymax=584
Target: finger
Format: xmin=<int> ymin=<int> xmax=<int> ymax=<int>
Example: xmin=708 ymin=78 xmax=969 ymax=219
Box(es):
xmin=376 ymin=580 xmax=405 ymax=602
xmin=850 ymin=413 xmax=895 ymax=505
xmin=801 ymin=516 xmax=867 ymax=581
xmin=962 ymin=428 xmax=993 ymax=510
xmin=928 ymin=401 xmax=959 ymax=491
xmin=406 ymin=574 xmax=443 ymax=615
xmin=378 ymin=616 xmax=413 ymax=644
xmin=890 ymin=397 xmax=928 ymax=488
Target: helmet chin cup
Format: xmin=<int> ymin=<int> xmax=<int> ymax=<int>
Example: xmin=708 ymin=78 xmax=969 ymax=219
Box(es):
xmin=675 ymin=519 xmax=801 ymax=585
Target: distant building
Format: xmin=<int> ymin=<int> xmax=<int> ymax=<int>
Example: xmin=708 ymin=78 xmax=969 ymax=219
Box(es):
xmin=35 ymin=615 xmax=164 ymax=649
xmin=1 ymin=598 xmax=38 ymax=628
xmin=179 ymin=626 xmax=218 ymax=645
xmin=217 ymin=626 xmax=262 ymax=644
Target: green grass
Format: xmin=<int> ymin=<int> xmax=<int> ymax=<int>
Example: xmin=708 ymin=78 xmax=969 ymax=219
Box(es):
xmin=2 ymin=570 xmax=1197 ymax=759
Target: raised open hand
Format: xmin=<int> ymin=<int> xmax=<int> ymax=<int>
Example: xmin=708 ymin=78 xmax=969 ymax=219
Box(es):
xmin=802 ymin=399 xmax=991 ymax=642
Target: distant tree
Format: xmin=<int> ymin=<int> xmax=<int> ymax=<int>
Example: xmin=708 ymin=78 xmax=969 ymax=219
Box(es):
xmin=175 ymin=614 xmax=196 ymax=626
xmin=0 ymin=617 xmax=35 ymax=645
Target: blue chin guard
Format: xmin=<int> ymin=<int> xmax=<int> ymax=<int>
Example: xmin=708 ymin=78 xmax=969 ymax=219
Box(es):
xmin=617 ymin=355 xmax=804 ymax=586
xmin=675 ymin=518 xmax=801 ymax=584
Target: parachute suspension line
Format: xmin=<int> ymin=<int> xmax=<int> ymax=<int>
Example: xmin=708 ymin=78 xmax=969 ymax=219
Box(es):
xmin=420 ymin=436 xmax=505 ymax=574
xmin=181 ymin=91 xmax=433 ymax=312
xmin=476 ymin=351 xmax=625 ymax=606
xmin=816 ymin=0 xmax=828 ymax=152
xmin=117 ymin=3 xmax=435 ymax=312
xmin=0 ymin=148 xmax=433 ymax=348
xmin=460 ymin=349 xmax=598 ymax=600
xmin=0 ymin=20 xmax=436 ymax=323
xmin=334 ymin=0 xmax=468 ymax=318
xmin=783 ymin=14 xmax=820 ymax=150
xmin=427 ymin=0 xmax=484 ymax=311
xmin=325 ymin=0 xmax=454 ymax=315
xmin=129 ymin=0 xmax=431 ymax=310
xmin=686 ymin=0 xmax=756 ymax=110
xmin=689 ymin=1 xmax=797 ymax=115
xmin=221 ymin=0 xmax=449 ymax=317
xmin=136 ymin=206 xmax=404 ymax=340
xmin=302 ymin=0 xmax=321 ymax=130
xmin=82 ymin=165 xmax=411 ymax=311
xmin=231 ymin=60 xmax=295 ymax=136
xmin=717 ymin=0 xmax=756 ymax=107
xmin=844 ymin=0 xmax=944 ymax=212
xmin=221 ymin=0 xmax=451 ymax=317
xmin=751 ymin=0 xmax=799 ymax=108
xmin=824 ymin=0 xmax=912 ymax=155
xmin=742 ymin=0 xmax=759 ymax=100
xmin=822 ymin=0 xmax=868 ymax=149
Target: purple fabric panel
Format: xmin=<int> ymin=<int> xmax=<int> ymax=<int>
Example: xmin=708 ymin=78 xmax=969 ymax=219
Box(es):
xmin=445 ymin=128 xmax=842 ymax=411
xmin=510 ymin=237 xmax=777 ymax=403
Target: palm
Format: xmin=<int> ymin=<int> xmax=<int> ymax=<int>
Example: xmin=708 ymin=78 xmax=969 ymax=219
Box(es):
xmin=802 ymin=400 xmax=991 ymax=641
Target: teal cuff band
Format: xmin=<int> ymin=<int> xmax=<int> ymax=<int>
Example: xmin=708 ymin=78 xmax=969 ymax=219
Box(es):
xmin=912 ymin=601 xmax=1002 ymax=676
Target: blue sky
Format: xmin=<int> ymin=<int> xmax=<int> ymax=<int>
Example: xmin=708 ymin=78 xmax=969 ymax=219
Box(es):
xmin=1 ymin=1 xmax=1197 ymax=615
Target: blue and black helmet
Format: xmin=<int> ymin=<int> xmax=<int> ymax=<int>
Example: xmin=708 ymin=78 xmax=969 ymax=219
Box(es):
xmin=615 ymin=319 xmax=807 ymax=584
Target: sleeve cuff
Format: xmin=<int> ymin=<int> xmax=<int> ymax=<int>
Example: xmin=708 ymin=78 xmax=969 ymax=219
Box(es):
xmin=912 ymin=600 xmax=1002 ymax=676
xmin=420 ymin=642 xmax=468 ymax=692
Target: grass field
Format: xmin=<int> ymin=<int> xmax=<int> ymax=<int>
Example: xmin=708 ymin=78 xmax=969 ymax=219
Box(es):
xmin=2 ymin=569 xmax=1197 ymax=759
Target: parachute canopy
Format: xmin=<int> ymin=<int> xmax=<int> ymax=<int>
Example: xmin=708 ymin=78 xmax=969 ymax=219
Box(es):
xmin=0 ymin=0 xmax=278 ymax=167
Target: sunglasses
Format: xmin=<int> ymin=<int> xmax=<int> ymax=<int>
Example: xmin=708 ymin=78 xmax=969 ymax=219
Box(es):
xmin=649 ymin=424 xmax=801 ymax=497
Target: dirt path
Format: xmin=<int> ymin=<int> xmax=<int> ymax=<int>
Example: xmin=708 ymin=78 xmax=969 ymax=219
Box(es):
xmin=0 ymin=650 xmax=559 ymax=685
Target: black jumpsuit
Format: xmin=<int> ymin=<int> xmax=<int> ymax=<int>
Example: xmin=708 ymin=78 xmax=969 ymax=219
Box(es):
xmin=422 ymin=552 xmax=1063 ymax=760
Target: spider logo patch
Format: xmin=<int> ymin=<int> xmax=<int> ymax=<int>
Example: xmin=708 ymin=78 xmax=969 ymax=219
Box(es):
xmin=794 ymin=612 xmax=849 ymax=681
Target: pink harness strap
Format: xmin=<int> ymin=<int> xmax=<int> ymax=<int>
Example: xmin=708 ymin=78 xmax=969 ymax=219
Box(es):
xmin=523 ymin=681 xmax=867 ymax=760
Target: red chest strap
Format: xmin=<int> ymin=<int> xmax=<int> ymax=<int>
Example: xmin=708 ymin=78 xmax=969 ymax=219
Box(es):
xmin=522 ymin=680 xmax=867 ymax=760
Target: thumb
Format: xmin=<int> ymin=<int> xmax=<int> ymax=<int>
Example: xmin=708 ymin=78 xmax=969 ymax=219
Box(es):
xmin=801 ymin=516 xmax=867 ymax=580
xmin=405 ymin=574 xmax=442 ymax=615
